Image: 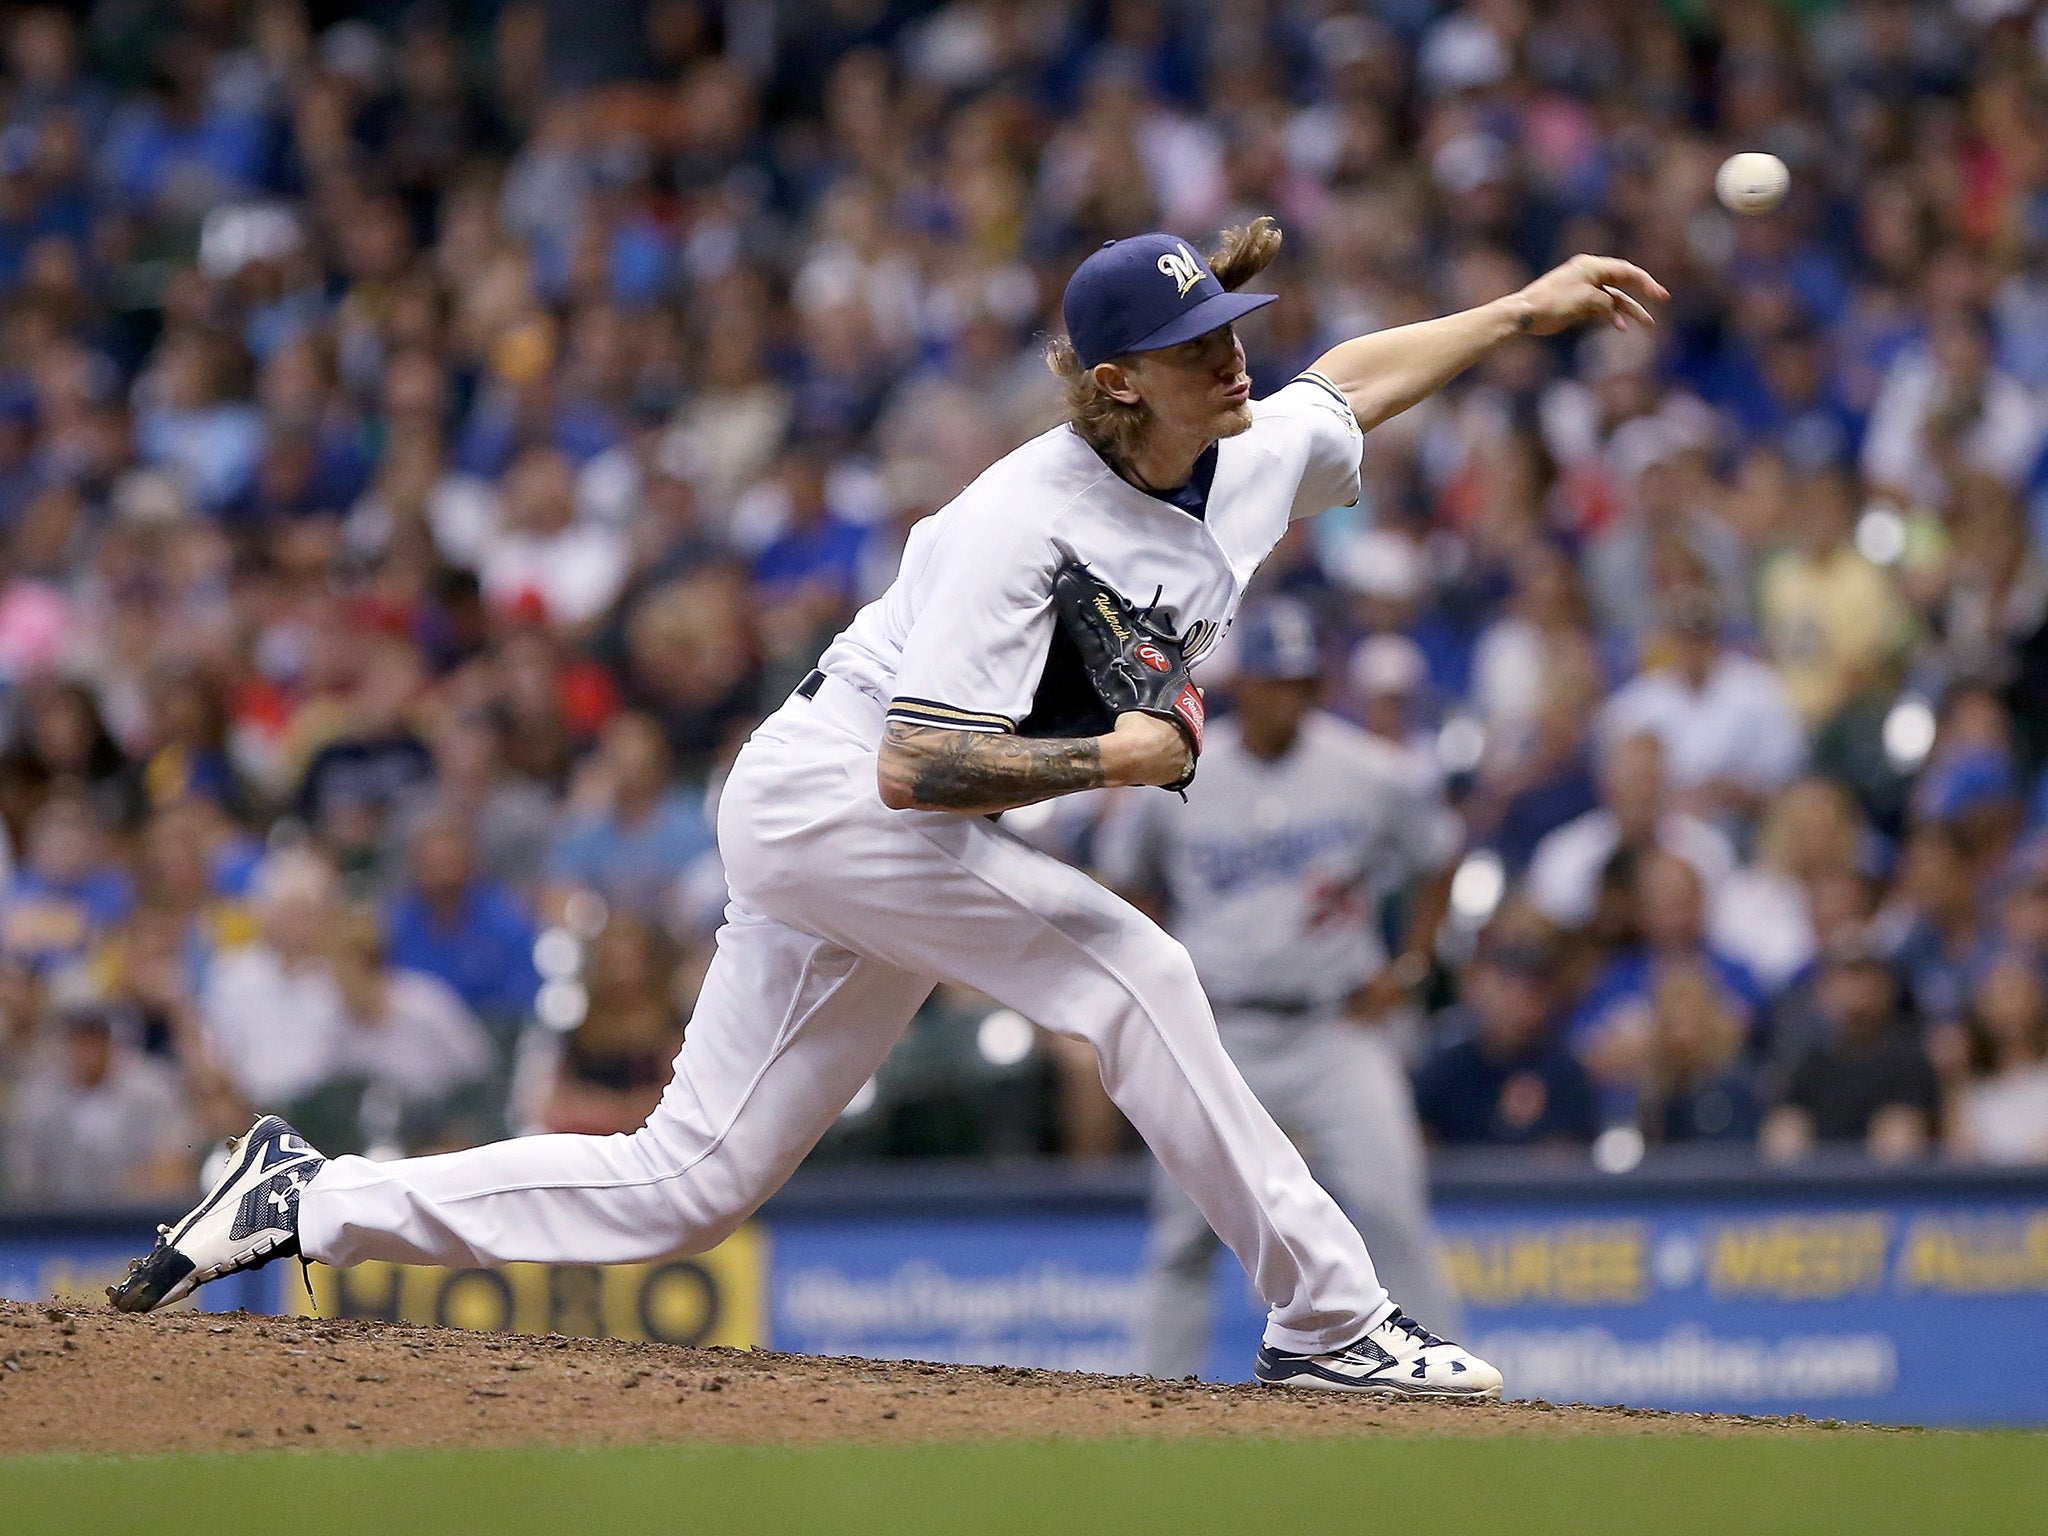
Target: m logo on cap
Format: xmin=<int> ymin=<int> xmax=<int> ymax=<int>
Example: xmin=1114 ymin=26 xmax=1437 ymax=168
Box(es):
xmin=1157 ymin=242 xmax=1203 ymax=298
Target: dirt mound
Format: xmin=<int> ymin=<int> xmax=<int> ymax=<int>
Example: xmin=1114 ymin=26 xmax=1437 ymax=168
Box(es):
xmin=0 ymin=1300 xmax=1889 ymax=1455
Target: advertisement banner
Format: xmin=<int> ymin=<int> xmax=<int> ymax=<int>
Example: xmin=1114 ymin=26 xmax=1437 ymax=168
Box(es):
xmin=767 ymin=1195 xmax=2048 ymax=1426
xmin=1437 ymin=1196 xmax=2048 ymax=1427
xmin=770 ymin=1212 xmax=1149 ymax=1374
xmin=292 ymin=1226 xmax=767 ymax=1347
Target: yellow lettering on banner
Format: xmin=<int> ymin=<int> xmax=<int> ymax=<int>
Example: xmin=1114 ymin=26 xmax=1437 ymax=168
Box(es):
xmin=1707 ymin=1216 xmax=1888 ymax=1299
xmin=1441 ymin=1224 xmax=1646 ymax=1305
xmin=294 ymin=1225 xmax=766 ymax=1347
xmin=1897 ymin=1213 xmax=2048 ymax=1294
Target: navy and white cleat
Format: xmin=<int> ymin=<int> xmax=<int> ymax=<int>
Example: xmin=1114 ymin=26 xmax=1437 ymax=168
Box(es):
xmin=1255 ymin=1309 xmax=1504 ymax=1400
xmin=108 ymin=1115 xmax=325 ymax=1314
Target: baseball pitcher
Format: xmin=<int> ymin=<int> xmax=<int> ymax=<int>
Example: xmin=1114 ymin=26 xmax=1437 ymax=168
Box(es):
xmin=114 ymin=222 xmax=1662 ymax=1397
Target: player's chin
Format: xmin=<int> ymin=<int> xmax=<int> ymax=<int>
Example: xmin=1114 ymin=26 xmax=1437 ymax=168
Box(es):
xmin=1212 ymin=401 xmax=1254 ymax=438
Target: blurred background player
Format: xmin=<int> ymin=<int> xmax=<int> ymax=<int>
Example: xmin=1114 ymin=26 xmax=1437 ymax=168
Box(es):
xmin=1101 ymin=599 xmax=1462 ymax=1380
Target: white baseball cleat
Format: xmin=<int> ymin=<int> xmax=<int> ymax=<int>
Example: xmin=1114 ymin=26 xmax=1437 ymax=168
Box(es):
xmin=1254 ymin=1309 xmax=1504 ymax=1399
xmin=108 ymin=1115 xmax=325 ymax=1314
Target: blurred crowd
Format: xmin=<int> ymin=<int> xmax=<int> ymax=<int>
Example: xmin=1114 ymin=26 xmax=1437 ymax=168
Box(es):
xmin=7 ymin=0 xmax=2048 ymax=1208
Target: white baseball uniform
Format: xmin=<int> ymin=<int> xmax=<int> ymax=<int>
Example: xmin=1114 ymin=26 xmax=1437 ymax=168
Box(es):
xmin=297 ymin=372 xmax=1398 ymax=1359
xmin=1098 ymin=711 xmax=1464 ymax=1379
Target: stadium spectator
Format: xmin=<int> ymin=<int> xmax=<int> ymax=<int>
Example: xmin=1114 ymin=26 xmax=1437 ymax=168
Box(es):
xmin=1912 ymin=751 xmax=2030 ymax=970
xmin=0 ymin=679 xmax=139 ymax=839
xmin=748 ymin=445 xmax=870 ymax=612
xmin=1760 ymin=936 xmax=1941 ymax=1165
xmin=0 ymin=789 xmax=134 ymax=974
xmin=1945 ymin=958 xmax=2048 ymax=1164
xmin=1465 ymin=651 xmax=1603 ymax=878
xmin=1468 ymin=543 xmax=1599 ymax=765
xmin=545 ymin=711 xmax=714 ymax=923
xmin=538 ymin=912 xmax=689 ymax=1136
xmin=1596 ymin=588 xmax=1806 ymax=825
xmin=478 ymin=443 xmax=628 ymax=630
xmin=134 ymin=666 xmax=248 ymax=819
xmin=326 ymin=904 xmax=495 ymax=1154
xmin=109 ymin=800 xmax=258 ymax=1000
xmin=1524 ymin=731 xmax=1735 ymax=932
xmin=2 ymin=996 xmax=197 ymax=1206
xmin=1863 ymin=307 xmax=2044 ymax=515
xmin=200 ymin=850 xmax=349 ymax=1110
xmin=1757 ymin=467 xmax=1912 ymax=728
xmin=1346 ymin=631 xmax=1443 ymax=787
xmin=1636 ymin=962 xmax=1762 ymax=1147
xmin=388 ymin=710 xmax=556 ymax=895
xmin=610 ymin=565 xmax=765 ymax=774
xmin=1876 ymin=824 xmax=1986 ymax=1034
xmin=292 ymin=635 xmax=435 ymax=883
xmin=1584 ymin=420 xmax=1749 ymax=645
xmin=1713 ymin=777 xmax=1869 ymax=997
xmin=1414 ymin=936 xmax=1598 ymax=1150
xmin=383 ymin=813 xmax=542 ymax=1036
xmin=1567 ymin=849 xmax=1764 ymax=1123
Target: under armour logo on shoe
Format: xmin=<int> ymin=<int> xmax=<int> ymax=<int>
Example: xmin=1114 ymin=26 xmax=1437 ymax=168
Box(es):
xmin=267 ymin=1170 xmax=308 ymax=1217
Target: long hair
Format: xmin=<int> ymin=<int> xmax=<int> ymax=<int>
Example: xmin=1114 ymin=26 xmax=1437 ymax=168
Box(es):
xmin=1046 ymin=217 xmax=1283 ymax=462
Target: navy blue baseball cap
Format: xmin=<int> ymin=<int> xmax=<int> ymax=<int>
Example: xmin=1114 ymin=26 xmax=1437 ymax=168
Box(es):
xmin=1232 ymin=599 xmax=1321 ymax=681
xmin=1062 ymin=233 xmax=1278 ymax=369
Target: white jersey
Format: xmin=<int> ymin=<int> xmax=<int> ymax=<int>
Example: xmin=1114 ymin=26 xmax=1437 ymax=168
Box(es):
xmin=1097 ymin=712 xmax=1462 ymax=1010
xmin=817 ymin=374 xmax=1363 ymax=734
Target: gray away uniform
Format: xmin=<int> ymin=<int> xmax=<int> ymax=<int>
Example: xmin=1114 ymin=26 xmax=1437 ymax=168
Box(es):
xmin=1097 ymin=710 xmax=1464 ymax=1380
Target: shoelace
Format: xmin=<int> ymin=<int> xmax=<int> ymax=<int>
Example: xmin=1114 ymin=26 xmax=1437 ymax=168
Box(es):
xmin=1382 ymin=1310 xmax=1448 ymax=1350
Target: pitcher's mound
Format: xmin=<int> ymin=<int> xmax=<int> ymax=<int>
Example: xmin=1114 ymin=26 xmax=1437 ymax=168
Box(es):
xmin=0 ymin=1300 xmax=1890 ymax=1455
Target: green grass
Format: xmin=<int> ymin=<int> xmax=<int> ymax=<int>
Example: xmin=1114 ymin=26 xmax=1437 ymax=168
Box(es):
xmin=3 ymin=1434 xmax=2045 ymax=1535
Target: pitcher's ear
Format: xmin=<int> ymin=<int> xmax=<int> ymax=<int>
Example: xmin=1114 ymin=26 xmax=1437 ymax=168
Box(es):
xmin=1092 ymin=359 xmax=1143 ymax=406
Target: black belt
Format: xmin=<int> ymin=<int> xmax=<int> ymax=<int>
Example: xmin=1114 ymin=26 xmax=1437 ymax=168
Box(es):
xmin=1222 ymin=997 xmax=1320 ymax=1017
xmin=796 ymin=669 xmax=826 ymax=700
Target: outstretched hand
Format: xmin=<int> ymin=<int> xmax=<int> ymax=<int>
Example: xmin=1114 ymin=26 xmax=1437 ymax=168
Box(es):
xmin=1514 ymin=255 xmax=1668 ymax=337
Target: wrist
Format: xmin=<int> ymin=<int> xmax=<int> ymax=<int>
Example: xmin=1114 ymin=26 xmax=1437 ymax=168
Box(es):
xmin=1096 ymin=728 xmax=1138 ymax=788
xmin=1494 ymin=292 xmax=1536 ymax=336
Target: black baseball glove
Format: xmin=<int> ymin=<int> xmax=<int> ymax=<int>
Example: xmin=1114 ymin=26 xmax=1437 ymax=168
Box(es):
xmin=1043 ymin=561 xmax=1205 ymax=792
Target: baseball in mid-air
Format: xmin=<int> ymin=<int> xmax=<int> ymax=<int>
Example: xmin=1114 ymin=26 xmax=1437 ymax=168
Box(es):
xmin=1715 ymin=151 xmax=1789 ymax=214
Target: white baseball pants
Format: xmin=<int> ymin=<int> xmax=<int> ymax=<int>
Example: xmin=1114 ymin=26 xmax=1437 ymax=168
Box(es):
xmin=299 ymin=676 xmax=1393 ymax=1355
xmin=1138 ymin=1010 xmax=1458 ymax=1379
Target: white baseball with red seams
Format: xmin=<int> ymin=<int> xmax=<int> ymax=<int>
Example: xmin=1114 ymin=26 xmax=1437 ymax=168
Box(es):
xmin=297 ymin=371 xmax=1403 ymax=1360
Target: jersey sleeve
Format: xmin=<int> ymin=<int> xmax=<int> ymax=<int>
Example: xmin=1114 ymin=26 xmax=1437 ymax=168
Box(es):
xmin=1259 ymin=372 xmax=1364 ymax=520
xmin=886 ymin=499 xmax=1059 ymax=734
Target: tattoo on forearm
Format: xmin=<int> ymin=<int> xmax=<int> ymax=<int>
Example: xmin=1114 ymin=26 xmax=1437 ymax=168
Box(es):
xmin=882 ymin=721 xmax=1104 ymax=812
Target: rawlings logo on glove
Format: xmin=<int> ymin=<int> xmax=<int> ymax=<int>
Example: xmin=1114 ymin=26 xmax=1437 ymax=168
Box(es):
xmin=1050 ymin=562 xmax=1203 ymax=792
xmin=1170 ymin=681 xmax=1205 ymax=752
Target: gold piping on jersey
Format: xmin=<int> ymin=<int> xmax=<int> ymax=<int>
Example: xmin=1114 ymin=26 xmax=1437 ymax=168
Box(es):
xmin=886 ymin=697 xmax=1018 ymax=734
xmin=1294 ymin=369 xmax=1355 ymax=419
